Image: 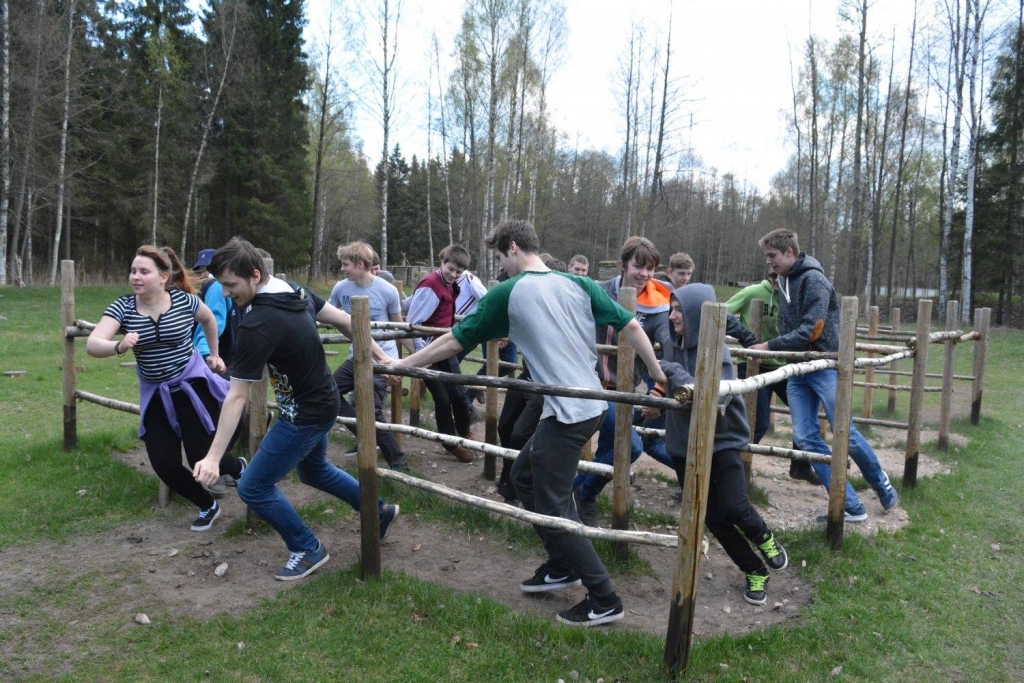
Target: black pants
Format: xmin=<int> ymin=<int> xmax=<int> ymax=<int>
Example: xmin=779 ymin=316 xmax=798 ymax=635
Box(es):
xmin=333 ymin=359 xmax=405 ymax=467
xmin=672 ymin=449 xmax=769 ymax=574
xmin=496 ymin=383 xmax=543 ymax=496
xmin=141 ymin=380 xmax=244 ymax=509
xmin=423 ymin=355 xmax=471 ymax=441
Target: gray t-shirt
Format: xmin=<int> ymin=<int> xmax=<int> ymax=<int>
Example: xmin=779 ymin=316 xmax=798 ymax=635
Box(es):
xmin=328 ymin=277 xmax=402 ymax=358
xmin=452 ymin=271 xmax=633 ymax=424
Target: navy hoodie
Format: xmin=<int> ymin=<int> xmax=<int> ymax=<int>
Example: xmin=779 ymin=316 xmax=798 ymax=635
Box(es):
xmin=659 ymin=283 xmax=750 ymax=460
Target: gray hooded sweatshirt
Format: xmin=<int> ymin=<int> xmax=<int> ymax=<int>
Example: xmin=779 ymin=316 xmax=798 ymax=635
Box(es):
xmin=659 ymin=283 xmax=751 ymax=460
xmin=768 ymin=253 xmax=841 ymax=353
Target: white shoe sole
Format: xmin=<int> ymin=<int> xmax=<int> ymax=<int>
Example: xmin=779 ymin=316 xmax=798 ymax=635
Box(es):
xmin=190 ymin=506 xmax=222 ymax=532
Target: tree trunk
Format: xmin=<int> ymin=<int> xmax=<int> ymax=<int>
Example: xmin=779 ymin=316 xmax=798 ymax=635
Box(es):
xmin=887 ymin=2 xmax=918 ymax=312
xmin=49 ymin=0 xmax=76 ymax=286
xmin=941 ymin=0 xmax=970 ymax=320
xmin=0 ymin=0 xmax=9 ymax=285
xmin=152 ymin=81 xmax=163 ymax=245
xmin=962 ymin=0 xmax=984 ymax=325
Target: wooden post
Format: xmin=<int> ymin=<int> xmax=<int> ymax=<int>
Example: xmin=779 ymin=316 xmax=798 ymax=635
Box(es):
xmin=248 ymin=371 xmax=269 ymax=456
xmin=663 ymin=302 xmax=726 ymax=675
xmin=938 ymin=300 xmax=959 ymax=451
xmin=886 ymin=307 xmax=901 ymax=414
xmin=970 ymin=307 xmax=990 ymax=425
xmin=390 ymin=280 xmax=404 ymax=446
xmin=352 ymin=297 xmax=382 ymax=579
xmin=825 ymin=297 xmax=858 ymax=550
xmin=861 ymin=306 xmax=879 ymax=419
xmin=484 ymin=338 xmax=500 ymax=481
xmin=612 ymin=287 xmax=636 ymax=559
xmin=740 ymin=299 xmax=763 ymax=486
xmin=905 ymin=299 xmax=932 ymax=487
xmin=61 ymin=260 xmax=77 ymax=451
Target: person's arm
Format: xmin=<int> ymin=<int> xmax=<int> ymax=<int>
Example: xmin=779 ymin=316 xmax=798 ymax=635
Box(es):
xmin=86 ymin=316 xmax=138 ymax=358
xmin=317 ymin=301 xmax=392 ymax=363
xmin=394 ymin=331 xmax=465 ymax=369
xmin=194 ymin=302 xmax=225 ymax=374
xmin=405 ymin=287 xmax=441 ymax=352
xmin=391 ymin=311 xmax=416 ymax=354
xmin=192 ymin=378 xmax=249 ymax=487
xmin=619 ymin=318 xmax=668 ymax=386
xmin=726 ymin=313 xmax=758 ymax=347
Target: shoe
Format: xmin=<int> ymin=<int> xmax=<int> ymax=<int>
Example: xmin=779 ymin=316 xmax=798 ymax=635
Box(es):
xmin=744 ymin=569 xmax=770 ymax=605
xmin=756 ymin=532 xmax=789 ymax=571
xmin=521 ymin=561 xmax=582 ymax=593
xmin=379 ymin=504 xmax=400 ymax=541
xmin=877 ymin=473 xmax=899 ymax=511
xmin=504 ymin=497 xmax=521 ymax=508
xmin=275 ymin=541 xmax=330 ymax=581
xmin=556 ymin=593 xmax=624 ymax=627
xmin=815 ymin=506 xmax=869 ymax=524
xmin=190 ymin=500 xmax=222 ymax=532
xmin=572 ymin=488 xmax=599 ymax=527
xmin=205 ymin=476 xmax=227 ymax=499
xmin=344 ymin=447 xmax=358 ymax=458
xmin=225 ymin=457 xmax=246 ymax=487
xmin=495 ymin=478 xmax=517 ymax=501
xmin=671 ymin=488 xmax=683 ymax=502
xmin=390 ymin=457 xmax=411 ymax=473
xmin=789 ymin=459 xmax=821 ymax=485
xmin=449 ymin=446 xmax=474 ymax=463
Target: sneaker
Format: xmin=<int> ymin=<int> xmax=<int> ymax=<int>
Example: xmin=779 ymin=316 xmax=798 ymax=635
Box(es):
xmin=877 ymin=473 xmax=899 ymax=511
xmin=744 ymin=569 xmax=770 ymax=605
xmin=503 ymin=497 xmax=521 ymax=508
xmin=521 ymin=561 xmax=582 ymax=593
xmin=789 ymin=459 xmax=821 ymax=485
xmin=815 ymin=506 xmax=869 ymax=524
xmin=671 ymin=488 xmax=683 ymax=502
xmin=572 ymin=488 xmax=599 ymax=528
xmin=449 ymin=446 xmax=474 ymax=463
xmin=379 ymin=504 xmax=400 ymax=541
xmin=344 ymin=447 xmax=359 ymax=458
xmin=495 ymin=478 xmax=517 ymax=501
xmin=390 ymin=457 xmax=411 ymax=473
xmin=756 ymin=532 xmax=789 ymax=571
xmin=556 ymin=593 xmax=624 ymax=627
xmin=190 ymin=500 xmax=221 ymax=532
xmin=274 ymin=541 xmax=330 ymax=581
xmin=205 ymin=476 xmax=227 ymax=499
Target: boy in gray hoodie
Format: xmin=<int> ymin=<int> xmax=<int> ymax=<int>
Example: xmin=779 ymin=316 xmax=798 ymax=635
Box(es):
xmin=658 ymin=283 xmax=788 ymax=605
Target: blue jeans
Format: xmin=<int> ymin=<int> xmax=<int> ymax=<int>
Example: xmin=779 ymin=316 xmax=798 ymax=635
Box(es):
xmin=237 ymin=416 xmax=382 ymax=553
xmin=573 ymin=402 xmax=643 ymax=501
xmin=640 ymin=412 xmax=674 ymax=469
xmin=737 ymin=363 xmax=789 ymax=444
xmin=787 ymin=369 xmax=889 ymax=513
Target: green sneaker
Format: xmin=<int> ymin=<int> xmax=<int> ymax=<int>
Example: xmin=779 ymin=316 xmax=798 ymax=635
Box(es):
xmin=756 ymin=532 xmax=788 ymax=570
xmin=744 ymin=569 xmax=770 ymax=606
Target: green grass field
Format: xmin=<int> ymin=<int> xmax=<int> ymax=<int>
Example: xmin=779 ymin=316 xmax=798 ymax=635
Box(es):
xmin=1 ymin=284 xmax=1021 ymax=681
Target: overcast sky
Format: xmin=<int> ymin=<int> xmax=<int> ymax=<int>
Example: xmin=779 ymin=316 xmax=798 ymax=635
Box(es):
xmin=300 ymin=0 xmax=924 ymax=194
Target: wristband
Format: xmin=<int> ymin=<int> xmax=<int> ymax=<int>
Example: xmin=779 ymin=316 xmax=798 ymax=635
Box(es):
xmin=114 ymin=341 xmax=123 ymax=356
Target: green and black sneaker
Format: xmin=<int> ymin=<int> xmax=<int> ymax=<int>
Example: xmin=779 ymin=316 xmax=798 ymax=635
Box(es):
xmin=744 ymin=568 xmax=770 ymax=606
xmin=756 ymin=532 xmax=789 ymax=570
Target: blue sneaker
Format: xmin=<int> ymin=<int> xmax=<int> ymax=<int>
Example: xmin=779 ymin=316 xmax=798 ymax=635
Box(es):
xmin=877 ymin=474 xmax=899 ymax=511
xmin=274 ymin=541 xmax=330 ymax=581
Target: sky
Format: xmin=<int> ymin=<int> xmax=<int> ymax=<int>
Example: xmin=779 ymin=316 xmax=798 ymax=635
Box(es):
xmin=300 ymin=0 xmax=925 ymax=194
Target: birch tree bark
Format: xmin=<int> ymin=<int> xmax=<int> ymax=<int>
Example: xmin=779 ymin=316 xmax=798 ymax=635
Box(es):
xmin=48 ymin=0 xmax=77 ymax=286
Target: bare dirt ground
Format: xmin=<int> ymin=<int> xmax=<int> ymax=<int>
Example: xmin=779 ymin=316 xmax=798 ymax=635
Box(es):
xmin=0 ymin=397 xmax=964 ymax=678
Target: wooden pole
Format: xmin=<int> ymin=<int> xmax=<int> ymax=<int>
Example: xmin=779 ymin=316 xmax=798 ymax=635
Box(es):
xmin=905 ymin=299 xmax=932 ymax=487
xmin=352 ymin=297 xmax=382 ymax=579
xmin=61 ymin=260 xmax=77 ymax=451
xmin=970 ymin=307 xmax=990 ymax=425
xmin=483 ymin=278 xmax=499 ymax=481
xmin=825 ymin=297 xmax=858 ymax=550
xmin=612 ymin=287 xmax=637 ymax=559
xmin=887 ymin=308 xmax=901 ymax=414
xmin=390 ymin=280 xmax=404 ymax=446
xmin=938 ymin=300 xmax=959 ymax=451
xmin=861 ymin=306 xmax=878 ymax=419
xmin=663 ymin=302 xmax=726 ymax=675
xmin=741 ymin=299 xmax=763 ymax=486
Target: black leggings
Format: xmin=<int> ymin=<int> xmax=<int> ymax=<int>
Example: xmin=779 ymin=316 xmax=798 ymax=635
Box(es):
xmin=423 ymin=356 xmax=471 ymax=441
xmin=672 ymin=449 xmax=769 ymax=574
xmin=141 ymin=381 xmax=244 ymax=509
xmin=496 ymin=372 xmax=542 ymax=493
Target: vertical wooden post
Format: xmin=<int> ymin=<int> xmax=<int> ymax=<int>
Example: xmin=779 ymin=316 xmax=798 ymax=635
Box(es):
xmin=352 ymin=297 xmax=382 ymax=579
xmin=390 ymin=280 xmax=404 ymax=446
xmin=612 ymin=287 xmax=637 ymax=559
xmin=825 ymin=297 xmax=858 ymax=550
xmin=61 ymin=260 xmax=77 ymax=451
xmin=740 ymin=300 xmax=763 ymax=486
xmin=938 ymin=300 xmax=959 ymax=451
xmin=905 ymin=299 xmax=932 ymax=487
xmin=970 ymin=307 xmax=990 ymax=425
xmin=663 ymin=302 xmax=726 ymax=676
xmin=861 ymin=306 xmax=879 ymax=419
xmin=886 ymin=307 xmax=901 ymax=414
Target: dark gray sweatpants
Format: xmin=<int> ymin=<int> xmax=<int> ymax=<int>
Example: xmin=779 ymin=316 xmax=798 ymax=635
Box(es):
xmin=511 ymin=413 xmax=614 ymax=601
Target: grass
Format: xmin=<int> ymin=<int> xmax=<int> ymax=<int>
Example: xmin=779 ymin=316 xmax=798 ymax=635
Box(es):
xmin=1 ymin=285 xmax=1023 ymax=680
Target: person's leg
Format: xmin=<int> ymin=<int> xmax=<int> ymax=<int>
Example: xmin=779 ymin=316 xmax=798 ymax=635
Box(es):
xmin=175 ymin=381 xmax=244 ymax=478
xmin=640 ymin=412 xmax=673 ymax=468
xmin=512 ymin=415 xmax=616 ymax=602
xmin=787 ymin=372 xmax=864 ymax=514
xmin=142 ymin=394 xmax=213 ymax=509
xmin=425 ymin=360 xmax=458 ymax=435
xmin=576 ymin=403 xmax=642 ymax=501
xmin=442 ymin=356 xmax=473 ymax=437
xmin=294 ymin=419 xmax=382 ymax=513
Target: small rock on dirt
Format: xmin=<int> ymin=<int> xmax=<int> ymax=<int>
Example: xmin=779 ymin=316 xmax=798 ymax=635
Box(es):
xmin=214 ymin=563 xmax=229 ymax=577
xmin=135 ymin=613 xmax=151 ymax=625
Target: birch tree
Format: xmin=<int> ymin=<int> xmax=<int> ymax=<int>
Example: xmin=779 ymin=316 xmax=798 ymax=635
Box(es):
xmin=48 ymin=0 xmax=76 ymax=286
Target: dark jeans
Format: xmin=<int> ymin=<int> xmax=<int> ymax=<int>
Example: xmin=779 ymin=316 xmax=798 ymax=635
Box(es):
xmin=464 ymin=341 xmax=519 ymax=406
xmin=333 ymin=358 xmax=405 ymax=467
xmin=423 ymin=355 xmax=472 ymax=440
xmin=496 ymin=385 xmax=543 ymax=498
xmin=737 ymin=363 xmax=789 ymax=444
xmin=511 ymin=413 xmax=614 ymax=601
xmin=672 ymin=449 xmax=769 ymax=574
xmin=141 ymin=380 xmax=244 ymax=509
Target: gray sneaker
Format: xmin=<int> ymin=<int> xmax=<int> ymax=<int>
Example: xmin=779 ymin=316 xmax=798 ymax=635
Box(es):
xmin=205 ymin=476 xmax=228 ymax=499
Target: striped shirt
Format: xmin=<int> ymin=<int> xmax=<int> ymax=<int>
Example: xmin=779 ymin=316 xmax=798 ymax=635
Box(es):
xmin=103 ymin=290 xmax=201 ymax=382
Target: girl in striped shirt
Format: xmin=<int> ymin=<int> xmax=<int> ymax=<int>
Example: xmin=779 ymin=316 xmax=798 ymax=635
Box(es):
xmin=86 ymin=246 xmax=246 ymax=531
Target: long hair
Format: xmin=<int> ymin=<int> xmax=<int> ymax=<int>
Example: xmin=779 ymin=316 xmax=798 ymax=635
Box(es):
xmin=136 ymin=245 xmax=198 ymax=294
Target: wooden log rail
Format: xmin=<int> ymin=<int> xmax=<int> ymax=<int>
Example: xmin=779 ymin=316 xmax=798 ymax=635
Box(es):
xmin=768 ymin=405 xmax=910 ymax=430
xmin=634 ymin=426 xmax=833 ymax=465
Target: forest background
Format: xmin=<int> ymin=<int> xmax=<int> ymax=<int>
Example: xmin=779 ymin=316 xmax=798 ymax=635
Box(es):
xmin=0 ymin=0 xmax=1022 ymax=327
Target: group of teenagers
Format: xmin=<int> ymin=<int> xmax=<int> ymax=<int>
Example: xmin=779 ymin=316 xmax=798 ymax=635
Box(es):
xmin=87 ymin=220 xmax=898 ymax=628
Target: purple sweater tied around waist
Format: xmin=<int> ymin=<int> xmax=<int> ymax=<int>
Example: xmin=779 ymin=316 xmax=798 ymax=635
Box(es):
xmin=137 ymin=350 xmax=229 ymax=438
